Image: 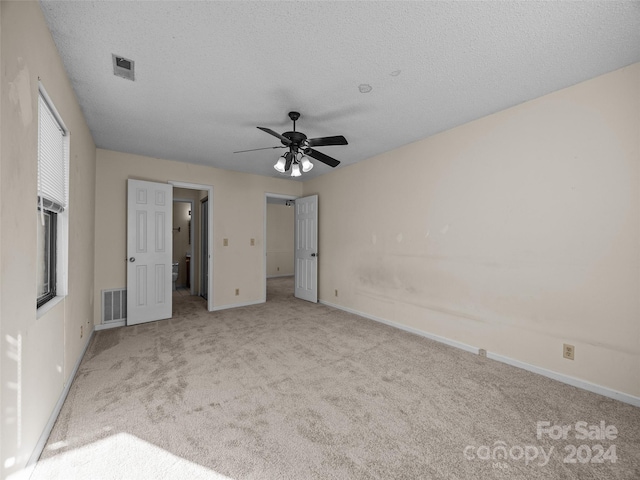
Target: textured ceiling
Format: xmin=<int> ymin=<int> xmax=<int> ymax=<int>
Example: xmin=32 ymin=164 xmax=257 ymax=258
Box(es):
xmin=40 ymin=1 xmax=640 ymax=181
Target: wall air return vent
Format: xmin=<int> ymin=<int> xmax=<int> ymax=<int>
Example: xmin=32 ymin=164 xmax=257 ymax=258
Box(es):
xmin=112 ymin=54 xmax=135 ymax=81
xmin=102 ymin=288 xmax=127 ymax=323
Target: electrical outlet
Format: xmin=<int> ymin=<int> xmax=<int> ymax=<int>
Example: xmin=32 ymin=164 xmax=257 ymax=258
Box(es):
xmin=335 ymin=289 xmax=338 ymax=297
xmin=223 ymin=238 xmax=229 ymax=246
xmin=250 ymin=238 xmax=255 ymax=246
xmin=277 ymin=267 xmax=280 ymax=271
xmin=235 ymin=288 xmax=239 ymax=296
xmin=478 ymin=348 xmax=487 ymax=357
xmin=80 ymin=325 xmax=83 ymax=338
xmin=563 ymin=343 xmax=575 ymax=360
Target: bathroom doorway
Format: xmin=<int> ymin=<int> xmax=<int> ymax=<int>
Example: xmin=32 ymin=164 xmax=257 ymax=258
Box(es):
xmin=172 ymin=186 xmax=210 ymax=304
xmin=169 ymin=181 xmax=213 ymax=311
xmin=172 ymin=197 xmax=194 ymax=294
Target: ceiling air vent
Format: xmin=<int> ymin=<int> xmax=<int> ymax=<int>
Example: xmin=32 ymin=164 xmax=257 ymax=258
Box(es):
xmin=112 ymin=54 xmax=135 ymax=81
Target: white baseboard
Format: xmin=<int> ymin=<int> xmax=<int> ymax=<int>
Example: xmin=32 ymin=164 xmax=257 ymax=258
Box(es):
xmin=486 ymin=352 xmax=640 ymax=408
xmin=27 ymin=327 xmax=96 ymax=467
xmin=212 ymin=299 xmax=264 ymax=312
xmin=320 ymin=299 xmax=640 ymax=408
xmin=95 ymin=320 xmax=125 ymax=330
xmin=320 ymin=300 xmax=479 ymax=354
xmin=267 ymin=274 xmax=294 ymax=279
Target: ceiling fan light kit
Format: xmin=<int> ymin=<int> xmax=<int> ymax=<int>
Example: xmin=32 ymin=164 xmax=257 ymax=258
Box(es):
xmin=274 ymin=152 xmax=313 ymax=176
xmin=238 ymin=111 xmax=348 ymax=178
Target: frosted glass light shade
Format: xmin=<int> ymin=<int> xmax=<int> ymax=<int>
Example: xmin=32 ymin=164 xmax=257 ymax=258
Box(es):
xmin=291 ymin=163 xmax=301 ymax=177
xmin=300 ymin=156 xmax=314 ymax=172
xmin=274 ymin=156 xmax=287 ymax=173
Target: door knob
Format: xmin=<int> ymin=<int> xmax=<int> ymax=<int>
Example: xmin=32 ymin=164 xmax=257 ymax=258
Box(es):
xmin=129 ymin=257 xmax=136 ymax=262
xmin=311 ymin=253 xmax=317 ymax=257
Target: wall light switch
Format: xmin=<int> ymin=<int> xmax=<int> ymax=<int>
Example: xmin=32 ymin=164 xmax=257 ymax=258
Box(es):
xmin=223 ymin=238 xmax=228 ymax=246
xmin=250 ymin=238 xmax=255 ymax=246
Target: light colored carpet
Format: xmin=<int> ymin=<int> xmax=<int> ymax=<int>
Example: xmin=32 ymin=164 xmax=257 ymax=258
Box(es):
xmin=32 ymin=277 xmax=640 ymax=479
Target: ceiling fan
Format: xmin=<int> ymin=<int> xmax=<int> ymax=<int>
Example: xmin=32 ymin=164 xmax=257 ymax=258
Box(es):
xmin=234 ymin=111 xmax=348 ymax=176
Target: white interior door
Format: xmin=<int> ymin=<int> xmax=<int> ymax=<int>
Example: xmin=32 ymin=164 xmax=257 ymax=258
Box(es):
xmin=295 ymin=195 xmax=318 ymax=303
xmin=201 ymin=198 xmax=208 ymax=300
xmin=127 ymin=179 xmax=173 ymax=325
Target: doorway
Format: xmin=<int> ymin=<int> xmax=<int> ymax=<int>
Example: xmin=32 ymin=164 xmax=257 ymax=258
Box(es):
xmin=172 ymin=197 xmax=194 ymax=295
xmin=264 ymin=193 xmax=296 ymax=301
xmin=170 ymin=181 xmax=214 ymax=311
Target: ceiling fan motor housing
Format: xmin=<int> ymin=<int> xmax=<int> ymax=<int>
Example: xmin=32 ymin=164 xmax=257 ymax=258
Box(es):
xmin=282 ymin=131 xmax=308 ymax=151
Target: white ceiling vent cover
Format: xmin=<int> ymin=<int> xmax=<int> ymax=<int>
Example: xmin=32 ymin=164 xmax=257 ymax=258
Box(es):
xmin=112 ymin=54 xmax=135 ymax=81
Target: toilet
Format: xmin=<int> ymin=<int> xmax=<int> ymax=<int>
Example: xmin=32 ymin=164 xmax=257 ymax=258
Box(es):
xmin=172 ymin=262 xmax=179 ymax=290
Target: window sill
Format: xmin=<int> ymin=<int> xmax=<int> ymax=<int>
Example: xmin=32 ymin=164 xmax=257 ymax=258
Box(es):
xmin=37 ymin=295 xmax=65 ymax=319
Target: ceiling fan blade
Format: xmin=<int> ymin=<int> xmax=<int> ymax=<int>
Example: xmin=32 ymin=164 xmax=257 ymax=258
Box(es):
xmin=233 ymin=145 xmax=286 ymax=154
xmin=306 ymin=148 xmax=340 ymax=168
xmin=257 ymin=126 xmax=292 ymax=145
xmin=284 ymin=152 xmax=293 ymax=171
xmin=307 ymin=135 xmax=348 ymax=147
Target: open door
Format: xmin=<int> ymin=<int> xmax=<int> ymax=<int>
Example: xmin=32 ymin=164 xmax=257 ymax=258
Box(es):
xmin=201 ymin=197 xmax=208 ymax=300
xmin=127 ymin=179 xmax=173 ymax=325
xmin=294 ymin=195 xmax=318 ymax=303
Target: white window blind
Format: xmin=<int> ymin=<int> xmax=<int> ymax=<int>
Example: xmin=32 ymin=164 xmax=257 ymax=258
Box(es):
xmin=38 ymin=92 xmax=68 ymax=213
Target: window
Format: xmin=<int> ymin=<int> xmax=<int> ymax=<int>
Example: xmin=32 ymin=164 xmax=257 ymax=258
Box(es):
xmin=37 ymin=85 xmax=69 ymax=309
xmin=36 ymin=209 xmax=57 ymax=307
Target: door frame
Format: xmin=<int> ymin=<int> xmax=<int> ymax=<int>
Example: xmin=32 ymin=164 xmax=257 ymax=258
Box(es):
xmin=170 ymin=181 xmax=214 ymax=311
xmin=263 ymin=193 xmax=298 ymax=302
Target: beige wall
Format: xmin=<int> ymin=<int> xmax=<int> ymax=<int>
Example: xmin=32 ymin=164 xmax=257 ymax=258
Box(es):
xmin=304 ymin=63 xmax=640 ymax=398
xmin=266 ymin=204 xmax=295 ymax=277
xmin=94 ymin=149 xmax=302 ymax=321
xmin=0 ymin=2 xmax=96 ymax=478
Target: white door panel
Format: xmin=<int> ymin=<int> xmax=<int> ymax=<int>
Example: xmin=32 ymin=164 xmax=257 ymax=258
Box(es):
xmin=295 ymin=195 xmax=318 ymax=303
xmin=127 ymin=179 xmax=173 ymax=325
xmin=201 ymin=198 xmax=208 ymax=300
